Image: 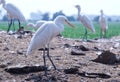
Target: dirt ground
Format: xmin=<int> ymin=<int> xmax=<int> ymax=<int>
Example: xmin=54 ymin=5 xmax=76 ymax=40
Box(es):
xmin=0 ymin=31 xmax=120 ymax=82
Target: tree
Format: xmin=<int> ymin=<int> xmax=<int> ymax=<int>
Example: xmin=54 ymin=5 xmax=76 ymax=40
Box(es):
xmin=2 ymin=14 xmax=8 ymax=21
xmin=93 ymin=16 xmax=99 ymax=22
xmin=67 ymin=16 xmax=75 ymax=21
xmin=52 ymin=10 xmax=66 ymax=20
xmin=107 ymin=17 xmax=111 ymax=22
xmin=42 ymin=12 xmax=50 ymax=21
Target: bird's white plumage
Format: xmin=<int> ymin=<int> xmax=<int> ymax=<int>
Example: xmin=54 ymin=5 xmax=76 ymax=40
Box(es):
xmin=26 ymin=22 xmax=59 ymax=55
xmin=26 ymin=16 xmax=74 ymax=55
xmin=35 ymin=21 xmax=46 ymax=28
xmin=27 ymin=21 xmax=46 ymax=28
xmin=99 ymin=10 xmax=108 ymax=34
xmin=0 ymin=0 xmax=26 ymax=22
xmin=75 ymin=5 xmax=95 ymax=33
xmin=80 ymin=15 xmax=95 ymax=32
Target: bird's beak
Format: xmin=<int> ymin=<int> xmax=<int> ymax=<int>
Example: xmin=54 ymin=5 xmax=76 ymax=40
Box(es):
xmin=65 ymin=20 xmax=75 ymax=28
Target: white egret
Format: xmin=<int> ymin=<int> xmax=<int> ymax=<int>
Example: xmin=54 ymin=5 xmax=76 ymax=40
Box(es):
xmin=99 ymin=10 xmax=108 ymax=38
xmin=0 ymin=0 xmax=26 ymax=33
xmin=27 ymin=21 xmax=46 ymax=29
xmin=26 ymin=20 xmax=46 ymax=32
xmin=75 ymin=5 xmax=95 ymax=41
xmin=26 ymin=15 xmax=75 ymax=76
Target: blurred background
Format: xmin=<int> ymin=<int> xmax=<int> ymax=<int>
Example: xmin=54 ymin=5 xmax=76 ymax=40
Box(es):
xmin=0 ymin=0 xmax=120 ymax=21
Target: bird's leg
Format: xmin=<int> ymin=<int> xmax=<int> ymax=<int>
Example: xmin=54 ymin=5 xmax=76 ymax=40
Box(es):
xmin=47 ymin=44 xmax=57 ymax=70
xmin=7 ymin=19 xmax=12 ymax=33
xmin=83 ymin=28 xmax=87 ymax=41
xmin=18 ymin=19 xmax=21 ymax=29
xmin=43 ymin=48 xmax=47 ymax=76
xmin=85 ymin=29 xmax=88 ymax=41
xmin=13 ymin=20 xmax=15 ymax=32
xmin=100 ymin=29 xmax=103 ymax=38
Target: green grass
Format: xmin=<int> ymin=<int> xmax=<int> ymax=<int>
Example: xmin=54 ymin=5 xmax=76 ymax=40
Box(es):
xmin=62 ymin=22 xmax=120 ymax=39
xmin=0 ymin=21 xmax=120 ymax=39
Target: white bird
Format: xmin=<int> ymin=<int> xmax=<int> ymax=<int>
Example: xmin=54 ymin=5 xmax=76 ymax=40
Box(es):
xmin=75 ymin=5 xmax=95 ymax=41
xmin=27 ymin=20 xmax=46 ymax=29
xmin=26 ymin=20 xmax=46 ymax=32
xmin=0 ymin=0 xmax=26 ymax=33
xmin=26 ymin=15 xmax=75 ymax=76
xmin=99 ymin=10 xmax=108 ymax=38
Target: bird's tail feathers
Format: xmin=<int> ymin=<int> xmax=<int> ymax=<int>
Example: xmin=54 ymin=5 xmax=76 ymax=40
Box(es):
xmin=89 ymin=27 xmax=96 ymax=33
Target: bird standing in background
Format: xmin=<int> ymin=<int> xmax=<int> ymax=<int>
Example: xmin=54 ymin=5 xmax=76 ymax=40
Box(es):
xmin=0 ymin=0 xmax=26 ymax=33
xmin=27 ymin=20 xmax=46 ymax=32
xmin=99 ymin=10 xmax=108 ymax=38
xmin=26 ymin=15 xmax=75 ymax=76
xmin=75 ymin=5 xmax=95 ymax=41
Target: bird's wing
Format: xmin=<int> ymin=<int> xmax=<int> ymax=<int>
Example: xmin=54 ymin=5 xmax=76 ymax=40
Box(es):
xmin=26 ymin=22 xmax=59 ymax=55
xmin=81 ymin=15 xmax=95 ymax=32
xmin=99 ymin=16 xmax=108 ymax=30
xmin=35 ymin=21 xmax=46 ymax=28
xmin=5 ymin=3 xmax=26 ymax=22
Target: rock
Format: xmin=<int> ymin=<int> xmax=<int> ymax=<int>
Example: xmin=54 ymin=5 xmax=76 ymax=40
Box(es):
xmin=92 ymin=50 xmax=119 ymax=64
xmin=0 ymin=64 xmax=8 ymax=68
xmin=71 ymin=49 xmax=85 ymax=56
xmin=78 ymin=72 xmax=111 ymax=78
xmin=17 ymin=50 xmax=23 ymax=55
xmin=3 ymin=47 xmax=9 ymax=51
xmin=64 ymin=43 xmax=71 ymax=48
xmin=5 ymin=65 xmax=46 ymax=74
xmin=72 ymin=45 xmax=89 ymax=51
xmin=64 ymin=67 xmax=79 ymax=74
xmin=113 ymin=43 xmax=120 ymax=49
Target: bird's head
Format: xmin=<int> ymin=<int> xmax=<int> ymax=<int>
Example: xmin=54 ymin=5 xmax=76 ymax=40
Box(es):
xmin=54 ymin=15 xmax=75 ymax=28
xmin=0 ymin=0 xmax=5 ymax=4
xmin=75 ymin=5 xmax=81 ymax=12
xmin=100 ymin=9 xmax=103 ymax=14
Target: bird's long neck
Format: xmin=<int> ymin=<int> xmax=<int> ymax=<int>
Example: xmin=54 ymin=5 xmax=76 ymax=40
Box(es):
xmin=55 ymin=21 xmax=64 ymax=32
xmin=77 ymin=8 xmax=82 ymax=20
xmin=100 ymin=11 xmax=104 ymax=17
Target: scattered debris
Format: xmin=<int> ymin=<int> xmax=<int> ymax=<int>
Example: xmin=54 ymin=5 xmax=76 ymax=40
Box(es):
xmin=64 ymin=43 xmax=71 ymax=48
xmin=92 ymin=50 xmax=120 ymax=64
xmin=17 ymin=50 xmax=23 ymax=55
xmin=78 ymin=72 xmax=111 ymax=78
xmin=72 ymin=45 xmax=89 ymax=51
xmin=64 ymin=67 xmax=79 ymax=74
xmin=71 ymin=49 xmax=85 ymax=55
xmin=3 ymin=47 xmax=9 ymax=51
xmin=5 ymin=65 xmax=46 ymax=74
xmin=0 ymin=64 xmax=8 ymax=68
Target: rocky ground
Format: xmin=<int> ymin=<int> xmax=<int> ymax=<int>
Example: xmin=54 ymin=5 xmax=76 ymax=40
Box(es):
xmin=0 ymin=31 xmax=120 ymax=82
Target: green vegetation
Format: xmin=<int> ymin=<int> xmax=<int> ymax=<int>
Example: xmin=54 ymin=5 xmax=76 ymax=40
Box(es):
xmin=62 ymin=22 xmax=120 ymax=39
xmin=0 ymin=21 xmax=120 ymax=39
